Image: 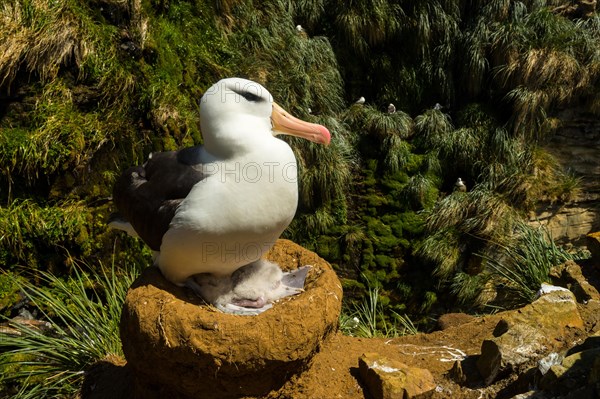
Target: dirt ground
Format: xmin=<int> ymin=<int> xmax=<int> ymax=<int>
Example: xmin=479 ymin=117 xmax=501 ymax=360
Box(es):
xmin=81 ymin=290 xmax=599 ymax=399
xmin=84 ymin=308 xmax=580 ymax=399
xmin=268 ymin=312 xmax=587 ymax=399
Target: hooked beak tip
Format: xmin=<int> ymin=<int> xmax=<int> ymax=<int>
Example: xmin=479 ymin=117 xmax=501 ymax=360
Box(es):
xmin=272 ymin=103 xmax=331 ymax=145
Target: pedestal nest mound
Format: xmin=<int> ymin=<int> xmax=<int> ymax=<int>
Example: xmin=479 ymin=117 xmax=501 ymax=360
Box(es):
xmin=120 ymin=239 xmax=343 ymax=399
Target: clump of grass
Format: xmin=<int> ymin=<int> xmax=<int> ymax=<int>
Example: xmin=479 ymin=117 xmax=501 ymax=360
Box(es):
xmin=414 ymin=108 xmax=453 ymax=149
xmin=415 ymin=185 xmax=522 ymax=307
xmin=416 ymin=227 xmax=462 ymax=281
xmin=483 ymin=222 xmax=582 ymax=306
xmin=450 ymin=272 xmax=492 ymax=307
xmin=0 ymin=260 xmax=139 ymax=397
xmin=418 ymin=181 xmax=583 ymax=308
xmin=217 ymin=2 xmax=355 ymax=239
xmin=383 ymin=134 xmax=412 ymax=174
xmin=342 ymin=104 xmax=414 ymax=175
xmin=423 ymin=187 xmax=520 ymax=246
xmin=340 ymin=285 xmax=417 ymax=338
xmin=400 ymin=173 xmax=437 ymax=210
xmin=525 ymin=148 xmax=582 ymax=206
xmin=293 ymin=122 xmax=355 ymax=211
xmin=0 ymin=0 xmax=87 ymax=89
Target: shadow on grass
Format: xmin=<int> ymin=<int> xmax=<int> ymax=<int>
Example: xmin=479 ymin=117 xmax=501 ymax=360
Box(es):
xmin=81 ymin=356 xmax=134 ymax=399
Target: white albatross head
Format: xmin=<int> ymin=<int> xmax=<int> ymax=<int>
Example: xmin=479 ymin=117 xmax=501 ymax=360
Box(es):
xmin=199 ymin=77 xmax=330 ymax=156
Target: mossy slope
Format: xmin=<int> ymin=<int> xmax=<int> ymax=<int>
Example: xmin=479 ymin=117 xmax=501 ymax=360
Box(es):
xmin=0 ymin=0 xmax=597 ymax=320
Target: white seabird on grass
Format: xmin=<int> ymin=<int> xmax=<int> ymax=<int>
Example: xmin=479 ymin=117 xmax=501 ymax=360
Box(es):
xmin=454 ymin=177 xmax=467 ymax=192
xmin=109 ymin=77 xmax=330 ymax=314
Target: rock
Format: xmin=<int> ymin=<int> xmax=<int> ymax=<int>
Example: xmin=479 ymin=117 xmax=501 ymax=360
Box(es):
xmin=120 ymin=239 xmax=343 ymax=399
xmin=447 ymin=354 xmax=485 ymax=387
xmin=447 ymin=360 xmax=466 ymax=385
xmin=492 ymin=318 xmax=510 ymax=337
xmin=509 ymin=391 xmax=547 ymax=399
xmin=552 ymin=0 xmax=597 ymax=18
xmin=535 ymin=108 xmax=600 ymax=245
xmin=579 ymin=299 xmax=600 ymax=334
xmin=561 ymin=333 xmax=600 ymax=376
xmin=437 ymin=313 xmax=476 ymax=331
xmin=567 ymin=333 xmax=600 ymax=354
xmin=538 ymin=363 xmax=568 ymax=391
xmin=562 ymin=347 xmax=600 ymax=370
xmin=476 ymin=289 xmax=584 ymax=385
xmin=532 ymin=204 xmax=599 ymax=245
xmin=358 ymin=353 xmax=436 ymax=399
xmin=17 ymin=308 xmax=34 ymax=320
xmin=537 ymin=352 xmax=564 ymax=376
xmin=538 ymin=347 xmax=600 ymax=394
xmin=81 ymin=355 xmax=133 ymax=399
xmin=549 ymin=260 xmax=600 ymax=302
xmin=587 ymin=232 xmax=600 ymax=262
xmin=535 ymin=282 xmax=571 ymax=297
xmin=589 ymin=353 xmax=600 ymax=384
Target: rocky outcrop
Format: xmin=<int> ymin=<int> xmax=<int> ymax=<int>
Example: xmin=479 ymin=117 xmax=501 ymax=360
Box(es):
xmin=532 ymin=204 xmax=600 ymax=245
xmin=358 ymin=353 xmax=437 ymax=399
xmin=436 ymin=313 xmax=476 ymax=331
xmin=550 ymin=260 xmax=600 ymax=302
xmin=528 ymin=334 xmax=600 ymax=398
xmin=552 ymin=0 xmax=597 ymax=18
xmin=588 ymin=232 xmax=600 ymax=261
xmin=535 ymin=108 xmax=600 ymax=245
xmin=549 ymin=109 xmax=600 ymax=197
xmin=476 ymin=288 xmax=584 ymax=385
xmin=119 ymin=239 xmax=342 ymax=399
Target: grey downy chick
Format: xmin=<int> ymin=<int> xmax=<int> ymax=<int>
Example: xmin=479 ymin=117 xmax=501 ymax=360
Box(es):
xmin=188 ymin=259 xmax=311 ymax=315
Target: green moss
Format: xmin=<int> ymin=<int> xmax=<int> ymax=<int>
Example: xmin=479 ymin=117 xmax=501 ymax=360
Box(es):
xmin=0 ymin=201 xmax=93 ymax=271
xmin=364 ymin=194 xmax=387 ymax=208
xmin=395 ymin=282 xmax=413 ymax=299
xmin=341 ymin=278 xmax=366 ymax=292
xmin=420 ymin=291 xmax=438 ymax=313
xmin=399 ymin=212 xmax=425 ymax=235
xmin=0 ymin=272 xmax=23 ymax=315
xmin=0 ymin=353 xmax=49 ymax=392
xmin=381 ymin=177 xmax=405 ymax=191
xmin=315 ymin=235 xmax=341 ymax=260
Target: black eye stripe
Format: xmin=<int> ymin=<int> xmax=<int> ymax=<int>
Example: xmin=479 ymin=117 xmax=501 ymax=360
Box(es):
xmin=242 ymin=92 xmax=261 ymax=102
xmin=233 ymin=89 xmax=262 ymax=102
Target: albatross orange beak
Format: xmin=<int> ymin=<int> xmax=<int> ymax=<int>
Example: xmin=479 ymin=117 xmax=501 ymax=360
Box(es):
xmin=271 ymin=103 xmax=331 ymax=145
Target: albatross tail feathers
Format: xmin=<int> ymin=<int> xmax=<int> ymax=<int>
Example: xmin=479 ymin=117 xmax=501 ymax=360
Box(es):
xmin=107 ymin=213 xmax=139 ymax=238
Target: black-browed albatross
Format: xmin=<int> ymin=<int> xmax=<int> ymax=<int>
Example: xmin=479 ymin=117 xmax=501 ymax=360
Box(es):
xmin=110 ymin=77 xmax=330 ymax=314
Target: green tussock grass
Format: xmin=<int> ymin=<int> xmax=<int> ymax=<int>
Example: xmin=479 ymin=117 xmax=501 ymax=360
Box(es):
xmin=0 ymin=260 xmax=139 ymax=397
xmin=340 ymin=285 xmax=418 ymax=338
xmin=483 ymin=223 xmax=584 ymax=307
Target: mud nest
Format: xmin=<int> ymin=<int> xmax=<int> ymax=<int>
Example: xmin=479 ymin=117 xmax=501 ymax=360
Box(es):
xmin=120 ymin=239 xmax=343 ymax=399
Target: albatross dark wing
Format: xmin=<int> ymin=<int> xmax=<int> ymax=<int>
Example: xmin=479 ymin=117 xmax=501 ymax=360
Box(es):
xmin=112 ymin=147 xmax=205 ymax=251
